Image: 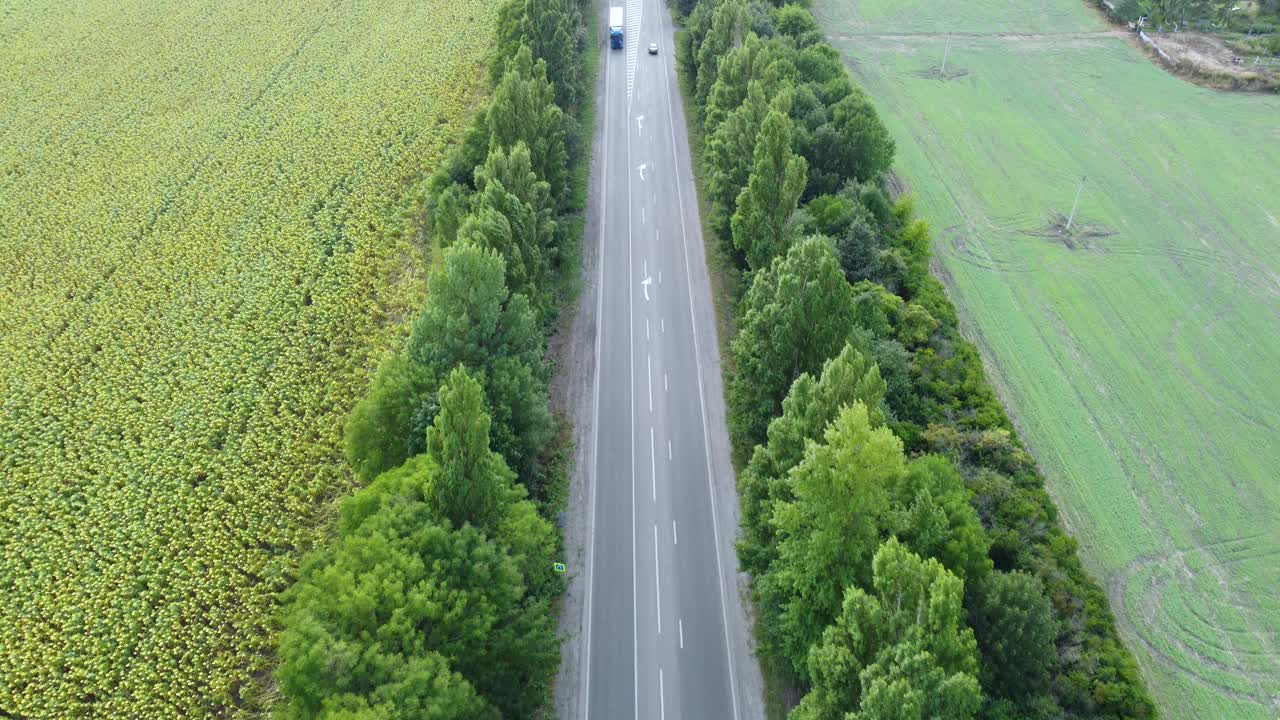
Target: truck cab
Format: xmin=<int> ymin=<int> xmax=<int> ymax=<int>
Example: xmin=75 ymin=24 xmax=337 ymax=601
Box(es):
xmin=609 ymin=7 xmax=624 ymax=49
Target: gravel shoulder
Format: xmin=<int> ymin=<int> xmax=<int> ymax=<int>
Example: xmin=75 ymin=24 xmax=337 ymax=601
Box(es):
xmin=549 ymin=14 xmax=607 ymax=717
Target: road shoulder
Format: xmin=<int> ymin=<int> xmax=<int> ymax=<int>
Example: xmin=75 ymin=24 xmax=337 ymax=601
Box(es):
xmin=550 ymin=4 xmax=609 ymax=718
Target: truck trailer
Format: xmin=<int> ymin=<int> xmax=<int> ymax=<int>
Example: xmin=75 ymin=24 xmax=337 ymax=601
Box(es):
xmin=608 ymin=6 xmax=624 ymax=49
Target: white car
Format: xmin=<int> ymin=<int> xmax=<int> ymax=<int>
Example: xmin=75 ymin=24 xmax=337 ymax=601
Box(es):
xmin=648 ymin=42 xmax=658 ymax=55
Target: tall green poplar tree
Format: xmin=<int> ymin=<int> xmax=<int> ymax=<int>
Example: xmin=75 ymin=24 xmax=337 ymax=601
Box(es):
xmin=729 ymin=235 xmax=856 ymax=448
xmin=731 ymin=109 xmax=808 ymax=270
xmin=792 ymin=538 xmax=981 ymax=720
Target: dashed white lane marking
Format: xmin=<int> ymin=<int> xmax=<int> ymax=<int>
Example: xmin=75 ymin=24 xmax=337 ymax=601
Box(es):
xmin=651 ymin=427 xmax=657 ymax=502
xmin=679 ymin=619 xmax=684 ymax=649
xmin=646 ymin=317 xmax=650 ymax=340
xmin=659 ymin=667 xmax=666 ymax=720
xmin=673 ymin=520 xmax=678 ymax=545
xmin=647 ymin=354 xmax=653 ymax=412
xmin=654 ymin=523 xmax=662 ymax=636
xmin=664 ymin=372 xmax=668 ymax=391
xmin=667 ymin=439 xmax=672 ymax=460
xmin=658 ymin=270 xmax=662 ymax=284
xmin=657 ymin=8 xmax=741 ymax=714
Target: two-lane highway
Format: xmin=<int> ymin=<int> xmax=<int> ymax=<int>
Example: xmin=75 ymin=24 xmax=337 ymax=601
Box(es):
xmin=578 ymin=0 xmax=762 ymax=717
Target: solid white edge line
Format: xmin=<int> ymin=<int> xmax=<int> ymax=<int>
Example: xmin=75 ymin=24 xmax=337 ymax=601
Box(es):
xmin=658 ymin=12 xmax=741 ymax=720
xmin=580 ymin=31 xmax=613 ymax=720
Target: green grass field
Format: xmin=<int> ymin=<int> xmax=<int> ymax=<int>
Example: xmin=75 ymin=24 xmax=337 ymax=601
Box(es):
xmin=812 ymin=0 xmax=1280 ymax=716
xmin=0 ymin=1 xmax=492 ymax=716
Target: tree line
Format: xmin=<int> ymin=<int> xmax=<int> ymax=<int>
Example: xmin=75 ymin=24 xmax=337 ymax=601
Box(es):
xmin=680 ymin=1 xmax=1157 ymax=718
xmin=272 ymin=0 xmax=591 ymax=716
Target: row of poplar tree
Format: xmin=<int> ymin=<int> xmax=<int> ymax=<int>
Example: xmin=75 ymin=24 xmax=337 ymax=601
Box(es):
xmin=272 ymin=0 xmax=592 ymax=716
xmin=679 ymin=0 xmax=1157 ymax=718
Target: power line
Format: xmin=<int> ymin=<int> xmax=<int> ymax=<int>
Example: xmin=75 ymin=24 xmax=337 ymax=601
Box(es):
xmin=1066 ymin=176 xmax=1086 ymax=231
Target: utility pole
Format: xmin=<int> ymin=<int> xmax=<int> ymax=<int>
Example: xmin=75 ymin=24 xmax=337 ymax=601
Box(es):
xmin=1066 ymin=176 xmax=1086 ymax=231
xmin=941 ymin=34 xmax=951 ymax=74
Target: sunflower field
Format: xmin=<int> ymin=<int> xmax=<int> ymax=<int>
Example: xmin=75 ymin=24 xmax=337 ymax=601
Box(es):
xmin=0 ymin=1 xmax=495 ymax=716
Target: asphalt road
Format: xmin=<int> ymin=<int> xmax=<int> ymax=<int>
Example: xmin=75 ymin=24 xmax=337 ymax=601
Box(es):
xmin=576 ymin=0 xmax=764 ymax=717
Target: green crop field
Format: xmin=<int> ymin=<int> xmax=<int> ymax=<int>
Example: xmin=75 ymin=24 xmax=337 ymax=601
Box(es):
xmin=812 ymin=0 xmax=1280 ymax=717
xmin=0 ymin=1 xmax=493 ymax=716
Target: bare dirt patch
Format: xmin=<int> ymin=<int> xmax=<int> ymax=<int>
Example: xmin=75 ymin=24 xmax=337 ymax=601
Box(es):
xmin=911 ymin=64 xmax=972 ymax=81
xmin=1021 ymin=211 xmax=1116 ymax=250
xmin=1129 ymin=29 xmax=1280 ymax=91
xmin=1157 ymin=31 xmax=1274 ymax=76
xmin=883 ymin=170 xmax=911 ymax=200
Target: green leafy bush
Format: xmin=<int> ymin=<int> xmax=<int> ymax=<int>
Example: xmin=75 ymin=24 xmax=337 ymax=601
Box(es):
xmin=345 ymin=353 xmax=439 ymax=481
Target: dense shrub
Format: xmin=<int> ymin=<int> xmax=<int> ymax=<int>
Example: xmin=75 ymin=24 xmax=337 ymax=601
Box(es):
xmin=344 ymin=353 xmax=439 ymax=481
xmin=969 ymin=571 xmax=1057 ymax=704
